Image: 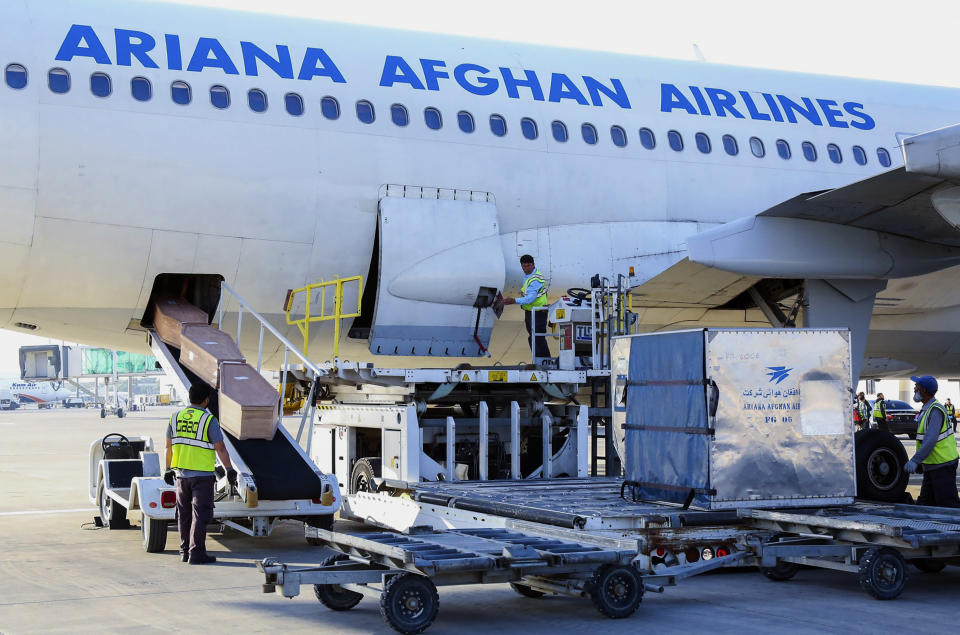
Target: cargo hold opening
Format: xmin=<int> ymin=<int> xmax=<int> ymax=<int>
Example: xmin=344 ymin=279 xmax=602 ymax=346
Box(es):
xmin=140 ymin=273 xmax=224 ymax=330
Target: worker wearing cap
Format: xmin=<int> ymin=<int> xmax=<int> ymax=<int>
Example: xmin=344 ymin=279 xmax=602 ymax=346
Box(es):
xmin=164 ymin=383 xmax=237 ymax=564
xmin=872 ymin=393 xmax=888 ymax=432
xmin=904 ymin=375 xmax=960 ymax=508
xmin=502 ymin=254 xmax=550 ymax=360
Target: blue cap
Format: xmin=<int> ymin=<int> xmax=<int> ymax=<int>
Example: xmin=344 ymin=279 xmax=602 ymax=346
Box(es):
xmin=911 ymin=375 xmax=938 ymax=395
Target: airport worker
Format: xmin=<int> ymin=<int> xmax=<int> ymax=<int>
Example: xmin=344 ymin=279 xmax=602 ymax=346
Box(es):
xmin=501 ymin=254 xmax=551 ymax=360
xmin=163 ymin=383 xmax=237 ymax=564
xmin=945 ymin=398 xmax=956 ymax=426
xmin=855 ymin=393 xmax=871 ymax=430
xmin=903 ymin=375 xmax=960 ymax=508
xmin=872 ymin=393 xmax=888 ymax=431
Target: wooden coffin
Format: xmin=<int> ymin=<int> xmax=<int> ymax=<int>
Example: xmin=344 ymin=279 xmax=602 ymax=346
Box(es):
xmin=179 ymin=325 xmax=244 ymax=388
xmin=153 ymin=296 xmax=208 ymax=347
xmin=218 ymin=362 xmax=279 ymax=440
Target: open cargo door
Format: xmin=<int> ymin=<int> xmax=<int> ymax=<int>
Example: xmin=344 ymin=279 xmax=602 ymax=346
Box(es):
xmin=369 ymin=187 xmax=505 ymax=357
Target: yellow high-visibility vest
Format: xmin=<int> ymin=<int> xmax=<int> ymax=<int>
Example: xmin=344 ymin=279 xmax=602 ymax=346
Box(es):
xmin=170 ymin=407 xmax=216 ymax=472
xmin=916 ymin=401 xmax=959 ymax=466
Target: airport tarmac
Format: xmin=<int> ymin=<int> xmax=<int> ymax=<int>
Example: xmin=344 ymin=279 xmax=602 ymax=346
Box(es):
xmin=1 ymin=406 xmax=958 ymax=634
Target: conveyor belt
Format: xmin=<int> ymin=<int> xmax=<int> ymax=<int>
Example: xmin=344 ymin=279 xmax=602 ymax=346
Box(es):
xmin=225 ymin=429 xmax=325 ymax=501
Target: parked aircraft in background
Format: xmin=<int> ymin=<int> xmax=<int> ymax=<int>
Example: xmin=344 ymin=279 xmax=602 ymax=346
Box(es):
xmin=2 ymin=0 xmax=960 ymax=380
xmin=0 ymin=380 xmax=74 ymax=406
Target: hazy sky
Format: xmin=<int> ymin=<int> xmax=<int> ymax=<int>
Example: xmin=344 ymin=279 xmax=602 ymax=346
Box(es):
xmin=2 ymin=0 xmax=959 ymax=375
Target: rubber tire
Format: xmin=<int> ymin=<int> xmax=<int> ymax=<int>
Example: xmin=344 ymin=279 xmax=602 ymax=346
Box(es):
xmin=351 ymin=457 xmax=382 ymax=494
xmin=313 ymin=553 xmax=363 ymax=611
xmin=117 ymin=408 xmax=124 ymax=418
xmin=305 ymin=514 xmax=334 ymax=546
xmin=510 ymin=582 xmax=546 ymax=598
xmin=141 ymin=515 xmax=168 ymax=553
xmin=855 ymin=429 xmax=909 ymax=503
xmin=97 ymin=479 xmax=127 ymax=529
xmin=912 ymin=558 xmax=947 ymax=573
xmin=859 ymin=547 xmax=907 ymax=600
xmin=760 ymin=561 xmax=800 ymax=581
xmin=379 ymin=573 xmax=440 ymax=634
xmin=100 ymin=408 xmax=106 ymax=419
xmin=588 ymin=564 xmax=643 ymax=619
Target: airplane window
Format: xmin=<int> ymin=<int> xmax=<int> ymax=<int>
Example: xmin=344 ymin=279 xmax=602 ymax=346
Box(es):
xmin=5 ymin=64 xmax=27 ymax=89
xmin=356 ymin=100 xmax=375 ymax=124
xmin=90 ymin=72 xmax=111 ymax=98
xmin=776 ymin=139 xmax=791 ymax=160
xmin=581 ymin=123 xmax=598 ymax=145
xmin=490 ymin=114 xmax=507 ymax=137
xmin=551 ymin=121 xmax=568 ymax=142
xmin=521 ymin=117 xmax=538 ymax=140
xmin=131 ymin=77 xmax=152 ymax=102
xmin=852 ymin=145 xmax=867 ymax=166
xmin=802 ymin=141 xmax=817 ymax=162
xmin=285 ymin=93 xmax=304 ymax=116
xmin=321 ymin=96 xmax=340 ymax=120
xmin=827 ymin=143 xmax=842 ymax=163
xmin=722 ymin=134 xmax=738 ymax=156
xmin=248 ymin=89 xmax=268 ymax=113
xmin=877 ymin=147 xmax=892 ymax=168
xmin=391 ymin=104 xmax=408 ymax=126
xmin=695 ymin=132 xmax=711 ymax=154
xmin=667 ymin=130 xmax=683 ymax=152
xmin=210 ymin=85 xmax=230 ymax=109
xmin=171 ymin=80 xmax=191 ymax=105
xmin=48 ymin=68 xmax=70 ymax=94
xmin=639 ymin=127 xmax=656 ymax=150
xmin=611 ymin=125 xmax=627 ymax=147
xmin=749 ymin=137 xmax=765 ymax=158
xmin=457 ymin=111 xmax=475 ymax=133
xmin=425 ymin=107 xmax=442 ymax=130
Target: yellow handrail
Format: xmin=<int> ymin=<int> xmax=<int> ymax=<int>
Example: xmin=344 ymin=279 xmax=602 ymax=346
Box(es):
xmin=284 ymin=275 xmax=362 ymax=359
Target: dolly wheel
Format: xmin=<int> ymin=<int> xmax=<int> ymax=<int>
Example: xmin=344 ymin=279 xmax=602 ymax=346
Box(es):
xmin=760 ymin=561 xmax=800 ymax=581
xmin=379 ymin=573 xmax=439 ymax=634
xmin=912 ymin=559 xmax=947 ymax=574
xmin=588 ymin=564 xmax=643 ymax=619
xmin=859 ymin=547 xmax=907 ymax=600
xmin=510 ymin=582 xmax=545 ymax=598
xmin=313 ymin=554 xmax=363 ymax=611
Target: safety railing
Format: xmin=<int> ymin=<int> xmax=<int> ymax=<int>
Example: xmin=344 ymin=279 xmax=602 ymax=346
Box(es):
xmin=283 ymin=276 xmax=362 ymax=359
xmin=216 ymin=281 xmax=327 ymax=454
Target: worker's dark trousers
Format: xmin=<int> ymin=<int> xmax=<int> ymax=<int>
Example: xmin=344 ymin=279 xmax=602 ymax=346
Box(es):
xmin=524 ymin=310 xmax=551 ymax=359
xmin=176 ymin=474 xmax=215 ymax=558
xmin=917 ymin=463 xmax=960 ymax=508
xmin=874 ymin=418 xmax=889 ymax=432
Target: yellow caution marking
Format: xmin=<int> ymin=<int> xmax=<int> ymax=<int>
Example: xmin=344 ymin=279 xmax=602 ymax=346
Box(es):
xmin=529 ymin=373 xmax=537 ymax=381
xmin=461 ymin=373 xmax=471 ymax=381
xmin=488 ymin=371 xmax=507 ymax=382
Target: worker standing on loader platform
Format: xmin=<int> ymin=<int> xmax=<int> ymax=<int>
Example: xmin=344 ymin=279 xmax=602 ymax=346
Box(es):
xmin=502 ymin=254 xmax=551 ymax=361
xmin=904 ymin=375 xmax=960 ymax=508
xmin=164 ymin=383 xmax=237 ymax=564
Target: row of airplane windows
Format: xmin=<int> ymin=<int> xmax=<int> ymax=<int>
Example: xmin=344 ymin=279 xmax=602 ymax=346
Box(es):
xmin=4 ymin=64 xmax=894 ymax=168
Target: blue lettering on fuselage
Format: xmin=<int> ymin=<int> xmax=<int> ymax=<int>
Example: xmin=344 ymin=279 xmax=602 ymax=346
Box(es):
xmin=660 ymin=83 xmax=876 ymax=130
xmin=53 ymin=25 xmax=878 ymax=125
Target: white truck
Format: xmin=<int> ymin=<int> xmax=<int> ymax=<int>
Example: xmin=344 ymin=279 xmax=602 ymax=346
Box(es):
xmin=89 ymin=428 xmax=341 ymax=552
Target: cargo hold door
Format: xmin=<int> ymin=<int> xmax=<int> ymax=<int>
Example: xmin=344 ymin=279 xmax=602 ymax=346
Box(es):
xmin=369 ymin=187 xmax=505 ymax=357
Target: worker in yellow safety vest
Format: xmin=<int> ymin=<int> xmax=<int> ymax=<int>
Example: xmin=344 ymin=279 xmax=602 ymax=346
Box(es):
xmin=945 ymin=399 xmax=956 ymax=426
xmin=164 ymin=383 xmax=236 ymax=564
xmin=904 ymin=375 xmax=960 ymax=508
xmin=872 ymin=393 xmax=888 ymax=432
xmin=855 ymin=392 xmax=871 ymax=430
xmin=502 ymin=254 xmax=551 ymax=360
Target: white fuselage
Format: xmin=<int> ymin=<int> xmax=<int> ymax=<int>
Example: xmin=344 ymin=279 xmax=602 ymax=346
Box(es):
xmin=2 ymin=0 xmax=960 ymax=372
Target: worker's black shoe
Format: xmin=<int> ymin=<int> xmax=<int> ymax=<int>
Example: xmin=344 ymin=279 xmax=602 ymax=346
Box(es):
xmin=188 ymin=554 xmax=217 ymax=565
xmin=180 ymin=553 xmax=189 ymax=563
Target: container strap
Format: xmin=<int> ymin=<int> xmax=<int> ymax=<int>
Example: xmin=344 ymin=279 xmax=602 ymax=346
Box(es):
xmin=621 ymin=424 xmax=715 ymax=435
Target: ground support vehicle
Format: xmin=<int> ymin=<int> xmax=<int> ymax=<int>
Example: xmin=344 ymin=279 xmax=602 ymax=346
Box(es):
xmin=89 ymin=429 xmax=340 ymax=552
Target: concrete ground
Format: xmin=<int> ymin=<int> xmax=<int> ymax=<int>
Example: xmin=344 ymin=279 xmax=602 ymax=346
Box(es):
xmin=0 ymin=406 xmax=957 ymax=634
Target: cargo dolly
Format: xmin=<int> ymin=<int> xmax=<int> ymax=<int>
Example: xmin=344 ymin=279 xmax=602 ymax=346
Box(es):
xmin=259 ymin=523 xmax=693 ymax=634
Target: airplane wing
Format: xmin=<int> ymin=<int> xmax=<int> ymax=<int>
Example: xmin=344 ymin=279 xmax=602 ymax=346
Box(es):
xmin=631 ymin=123 xmax=960 ymax=313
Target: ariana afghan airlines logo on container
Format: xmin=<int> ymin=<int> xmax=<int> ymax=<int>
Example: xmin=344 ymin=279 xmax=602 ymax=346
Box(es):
xmin=766 ymin=366 xmax=792 ymax=384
